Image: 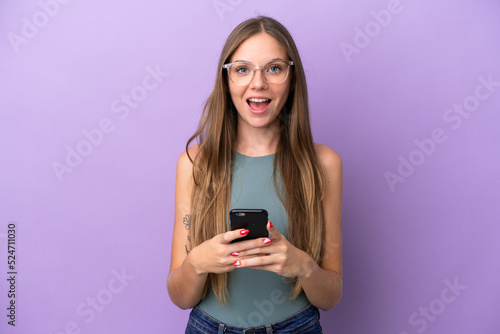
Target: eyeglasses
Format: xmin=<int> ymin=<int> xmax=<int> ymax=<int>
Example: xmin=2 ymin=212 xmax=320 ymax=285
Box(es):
xmin=222 ymin=59 xmax=294 ymax=86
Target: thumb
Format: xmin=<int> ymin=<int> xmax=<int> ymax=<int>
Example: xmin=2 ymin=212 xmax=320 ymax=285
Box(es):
xmin=267 ymin=221 xmax=282 ymax=241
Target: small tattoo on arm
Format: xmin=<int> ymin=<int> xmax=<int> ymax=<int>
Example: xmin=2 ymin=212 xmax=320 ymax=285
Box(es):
xmin=183 ymin=214 xmax=191 ymax=230
xmin=184 ymin=214 xmax=191 ymax=254
xmin=186 ymin=235 xmax=191 ymax=254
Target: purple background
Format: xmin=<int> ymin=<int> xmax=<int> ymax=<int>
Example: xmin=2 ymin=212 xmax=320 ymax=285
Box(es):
xmin=1 ymin=0 xmax=499 ymax=333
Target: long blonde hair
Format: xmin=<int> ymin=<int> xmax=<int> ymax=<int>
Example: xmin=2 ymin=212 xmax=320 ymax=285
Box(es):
xmin=186 ymin=16 xmax=325 ymax=304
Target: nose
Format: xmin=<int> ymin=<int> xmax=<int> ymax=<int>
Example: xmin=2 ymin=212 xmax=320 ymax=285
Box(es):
xmin=249 ymin=68 xmax=267 ymax=89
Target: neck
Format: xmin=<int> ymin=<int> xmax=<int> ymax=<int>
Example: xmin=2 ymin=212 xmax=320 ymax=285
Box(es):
xmin=235 ymin=121 xmax=280 ymax=157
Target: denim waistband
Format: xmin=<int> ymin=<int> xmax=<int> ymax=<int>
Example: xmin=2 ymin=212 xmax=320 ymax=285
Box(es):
xmin=186 ymin=303 xmax=321 ymax=334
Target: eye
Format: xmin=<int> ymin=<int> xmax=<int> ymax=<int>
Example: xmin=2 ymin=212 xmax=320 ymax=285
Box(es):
xmin=235 ymin=66 xmax=250 ymax=75
xmin=267 ymin=64 xmax=282 ymax=74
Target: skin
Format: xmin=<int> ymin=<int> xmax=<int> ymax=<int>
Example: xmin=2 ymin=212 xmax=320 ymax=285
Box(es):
xmin=167 ymin=33 xmax=343 ymax=312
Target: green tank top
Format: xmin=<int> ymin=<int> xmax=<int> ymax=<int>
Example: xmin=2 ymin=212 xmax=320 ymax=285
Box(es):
xmin=197 ymin=152 xmax=309 ymax=327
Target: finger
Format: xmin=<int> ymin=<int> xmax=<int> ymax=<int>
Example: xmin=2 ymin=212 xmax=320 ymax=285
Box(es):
xmin=221 ymin=228 xmax=249 ymax=244
xmin=233 ymin=254 xmax=275 ymax=268
xmin=267 ymin=221 xmax=282 ymax=241
xmin=231 ymin=253 xmax=266 ymax=262
xmin=230 ymin=237 xmax=273 ymax=254
xmin=233 ymin=242 xmax=275 ymax=257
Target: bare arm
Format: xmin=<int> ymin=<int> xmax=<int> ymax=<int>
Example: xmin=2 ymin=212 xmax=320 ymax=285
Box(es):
xmin=167 ymin=147 xmax=208 ymax=309
xmin=297 ymin=144 xmax=343 ymax=310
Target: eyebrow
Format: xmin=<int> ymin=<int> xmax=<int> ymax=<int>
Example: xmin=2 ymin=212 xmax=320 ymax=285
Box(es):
xmin=231 ymin=58 xmax=287 ymax=64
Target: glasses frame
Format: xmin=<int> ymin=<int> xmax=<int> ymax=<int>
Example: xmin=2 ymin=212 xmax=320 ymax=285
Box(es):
xmin=222 ymin=59 xmax=294 ymax=86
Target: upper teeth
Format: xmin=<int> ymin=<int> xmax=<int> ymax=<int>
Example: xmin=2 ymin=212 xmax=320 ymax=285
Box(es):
xmin=248 ymin=98 xmax=269 ymax=102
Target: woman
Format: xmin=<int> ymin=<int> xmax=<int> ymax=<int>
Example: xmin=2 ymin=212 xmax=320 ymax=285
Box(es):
xmin=168 ymin=16 xmax=342 ymax=333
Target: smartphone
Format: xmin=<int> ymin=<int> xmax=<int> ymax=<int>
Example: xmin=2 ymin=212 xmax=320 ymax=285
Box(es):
xmin=230 ymin=209 xmax=268 ymax=242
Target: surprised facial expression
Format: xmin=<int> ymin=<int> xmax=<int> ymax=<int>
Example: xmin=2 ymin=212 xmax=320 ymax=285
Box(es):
xmin=227 ymin=33 xmax=292 ymax=131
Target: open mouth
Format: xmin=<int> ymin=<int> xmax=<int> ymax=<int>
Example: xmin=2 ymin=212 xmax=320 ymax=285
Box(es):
xmin=247 ymin=98 xmax=271 ymax=110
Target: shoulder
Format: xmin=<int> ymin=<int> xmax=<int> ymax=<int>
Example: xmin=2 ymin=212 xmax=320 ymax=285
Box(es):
xmin=177 ymin=144 xmax=200 ymax=168
xmin=314 ymin=143 xmax=342 ymax=172
xmin=176 ymin=144 xmax=200 ymax=180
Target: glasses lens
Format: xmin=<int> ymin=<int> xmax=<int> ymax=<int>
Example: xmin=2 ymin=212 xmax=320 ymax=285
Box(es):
xmin=229 ymin=62 xmax=252 ymax=86
xmin=263 ymin=61 xmax=290 ymax=84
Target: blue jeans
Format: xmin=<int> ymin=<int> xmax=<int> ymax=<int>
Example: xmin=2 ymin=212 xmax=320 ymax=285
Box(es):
xmin=185 ymin=303 xmax=323 ymax=334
